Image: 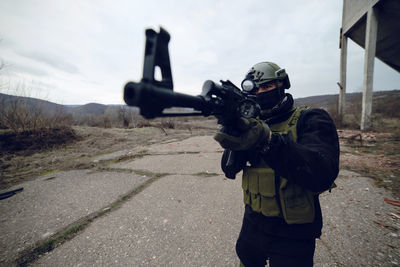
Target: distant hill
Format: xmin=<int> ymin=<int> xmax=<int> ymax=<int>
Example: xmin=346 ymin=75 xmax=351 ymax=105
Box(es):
xmin=1 ymin=90 xmax=399 ymax=119
xmin=0 ymin=93 xmax=68 ymax=115
xmin=294 ymin=94 xmax=338 ymax=109
xmin=0 ymin=94 xmax=117 ymax=116
xmin=70 ymin=103 xmax=108 ymax=116
xmin=295 ymin=90 xmax=400 ymax=117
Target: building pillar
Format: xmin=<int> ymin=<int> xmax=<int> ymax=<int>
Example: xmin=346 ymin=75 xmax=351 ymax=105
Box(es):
xmin=339 ymin=31 xmax=348 ymax=126
xmin=361 ymin=7 xmax=378 ymax=131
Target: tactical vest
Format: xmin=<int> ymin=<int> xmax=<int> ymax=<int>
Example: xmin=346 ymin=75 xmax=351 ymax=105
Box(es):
xmin=242 ymin=107 xmax=316 ymax=224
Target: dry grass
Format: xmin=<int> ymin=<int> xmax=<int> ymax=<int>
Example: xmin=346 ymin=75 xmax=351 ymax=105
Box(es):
xmin=0 ymin=127 xmax=79 ymax=154
xmin=339 ymin=131 xmax=400 ymax=199
xmin=0 ymin=93 xmax=72 ymax=132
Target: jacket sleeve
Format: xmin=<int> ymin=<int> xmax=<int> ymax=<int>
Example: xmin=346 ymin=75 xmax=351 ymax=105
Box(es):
xmin=261 ymin=108 xmax=340 ymax=193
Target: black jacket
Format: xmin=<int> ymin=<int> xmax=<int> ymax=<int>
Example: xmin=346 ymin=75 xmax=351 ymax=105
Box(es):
xmin=226 ymin=94 xmax=340 ymax=239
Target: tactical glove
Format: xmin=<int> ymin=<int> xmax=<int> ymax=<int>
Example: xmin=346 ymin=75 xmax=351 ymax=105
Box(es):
xmin=214 ymin=118 xmax=271 ymax=151
xmin=221 ymin=149 xmax=247 ymax=179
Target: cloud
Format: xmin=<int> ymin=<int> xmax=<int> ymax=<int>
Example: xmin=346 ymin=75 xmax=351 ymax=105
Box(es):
xmin=0 ymin=0 xmax=398 ymax=105
xmin=7 ymin=60 xmax=49 ymax=76
xmin=15 ymin=49 xmax=79 ymax=74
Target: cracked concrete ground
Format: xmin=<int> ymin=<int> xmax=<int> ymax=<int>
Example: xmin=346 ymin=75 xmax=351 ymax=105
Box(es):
xmin=1 ymin=135 xmax=399 ymax=266
xmin=0 ymin=170 xmax=151 ymax=266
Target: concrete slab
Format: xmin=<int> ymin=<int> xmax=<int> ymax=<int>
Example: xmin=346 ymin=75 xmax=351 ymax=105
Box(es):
xmin=146 ymin=136 xmax=223 ymax=154
xmin=34 ymin=170 xmax=400 ymax=267
xmin=0 ymin=170 xmax=150 ymax=266
xmin=35 ymin=174 xmax=244 ymax=266
xmin=317 ymin=169 xmax=400 ymax=266
xmin=90 ymin=136 xmax=223 ymax=165
xmin=3 ymin=133 xmax=399 ymax=266
xmin=112 ymin=152 xmax=224 ymax=175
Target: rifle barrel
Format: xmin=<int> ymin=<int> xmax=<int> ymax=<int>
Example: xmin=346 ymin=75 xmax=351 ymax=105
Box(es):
xmin=124 ymin=81 xmax=209 ymax=118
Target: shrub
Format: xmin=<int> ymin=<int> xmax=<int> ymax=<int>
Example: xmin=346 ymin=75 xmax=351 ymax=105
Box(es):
xmin=160 ymin=119 xmax=175 ymax=129
xmin=0 ymin=127 xmax=79 ymax=154
xmin=0 ymin=96 xmax=72 ymax=132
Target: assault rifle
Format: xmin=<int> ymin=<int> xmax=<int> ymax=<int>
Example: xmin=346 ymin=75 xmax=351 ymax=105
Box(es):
xmin=123 ymin=27 xmax=260 ymax=133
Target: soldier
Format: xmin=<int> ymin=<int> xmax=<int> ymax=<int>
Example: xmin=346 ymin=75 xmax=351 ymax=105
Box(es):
xmin=214 ymin=62 xmax=340 ymax=267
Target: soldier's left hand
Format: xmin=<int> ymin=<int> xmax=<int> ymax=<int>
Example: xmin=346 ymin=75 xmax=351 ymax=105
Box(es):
xmin=214 ymin=118 xmax=271 ymax=151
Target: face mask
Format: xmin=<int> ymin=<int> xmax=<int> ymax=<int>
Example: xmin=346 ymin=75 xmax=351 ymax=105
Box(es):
xmin=256 ymin=89 xmax=282 ymax=110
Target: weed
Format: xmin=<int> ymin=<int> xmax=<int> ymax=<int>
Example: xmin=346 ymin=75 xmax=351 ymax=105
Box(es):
xmin=133 ymin=169 xmax=169 ymax=178
xmin=39 ymin=169 xmax=59 ymax=176
xmin=160 ymin=119 xmax=175 ymax=129
xmin=113 ymin=151 xmax=149 ymax=163
xmin=194 ymin=172 xmax=219 ymax=177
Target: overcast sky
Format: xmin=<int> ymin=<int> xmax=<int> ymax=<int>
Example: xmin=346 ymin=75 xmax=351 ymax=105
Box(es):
xmin=0 ymin=0 xmax=399 ymax=105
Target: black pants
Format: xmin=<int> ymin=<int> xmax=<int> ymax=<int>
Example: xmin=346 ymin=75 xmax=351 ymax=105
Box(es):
xmin=236 ymin=217 xmax=316 ymax=267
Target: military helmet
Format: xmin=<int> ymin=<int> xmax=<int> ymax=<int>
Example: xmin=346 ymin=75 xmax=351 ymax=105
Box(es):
xmin=241 ymin=62 xmax=291 ymax=93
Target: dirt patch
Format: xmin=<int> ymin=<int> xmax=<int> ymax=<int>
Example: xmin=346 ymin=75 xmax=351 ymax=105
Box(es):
xmin=0 ymin=127 xmax=79 ymax=154
xmin=0 ymin=118 xmax=218 ymax=190
xmin=339 ymin=130 xmax=400 ymax=199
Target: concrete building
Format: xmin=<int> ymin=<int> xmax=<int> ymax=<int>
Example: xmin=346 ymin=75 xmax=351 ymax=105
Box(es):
xmin=339 ymin=0 xmax=400 ymax=130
